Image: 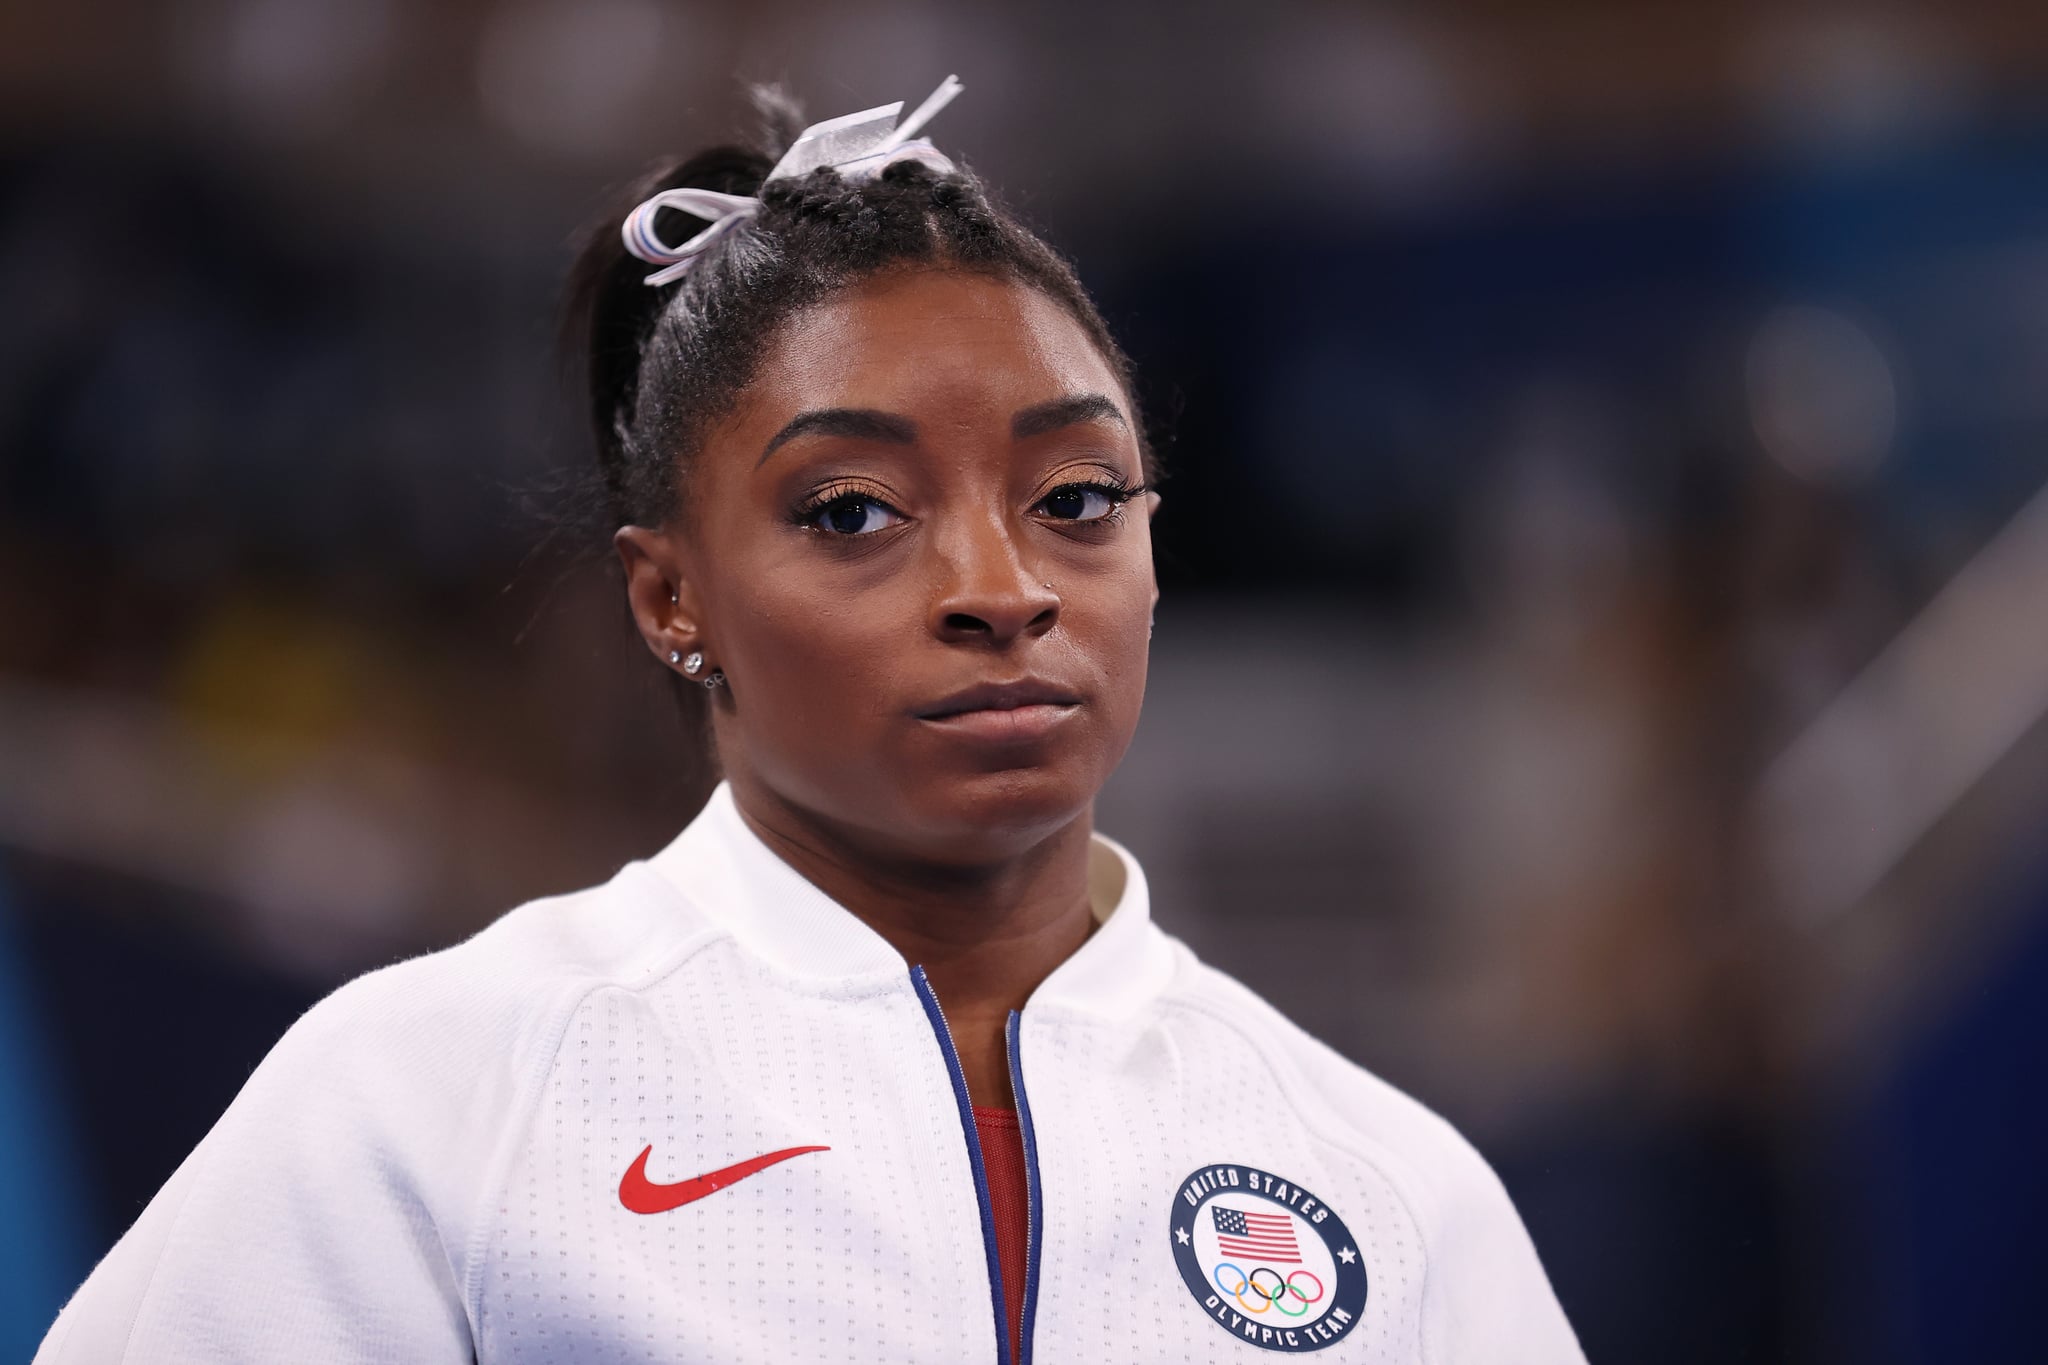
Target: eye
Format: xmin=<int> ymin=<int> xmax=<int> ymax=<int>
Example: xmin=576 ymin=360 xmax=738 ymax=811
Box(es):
xmin=1038 ymin=481 xmax=1137 ymax=522
xmin=802 ymin=491 xmax=907 ymax=536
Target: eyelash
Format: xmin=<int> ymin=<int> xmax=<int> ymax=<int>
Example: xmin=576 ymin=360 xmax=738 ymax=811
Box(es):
xmin=791 ymin=478 xmax=1145 ymax=534
xmin=791 ymin=480 xmax=881 ymax=522
xmin=1043 ymin=477 xmax=1142 ymax=527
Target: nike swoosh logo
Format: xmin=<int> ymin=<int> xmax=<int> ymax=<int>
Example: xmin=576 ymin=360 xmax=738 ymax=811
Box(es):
xmin=618 ymin=1143 xmax=831 ymax=1215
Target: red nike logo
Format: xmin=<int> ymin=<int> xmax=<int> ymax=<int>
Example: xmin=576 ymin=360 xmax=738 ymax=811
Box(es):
xmin=618 ymin=1143 xmax=831 ymax=1215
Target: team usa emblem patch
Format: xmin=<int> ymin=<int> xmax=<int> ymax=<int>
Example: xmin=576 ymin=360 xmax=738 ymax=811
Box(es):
xmin=1170 ymin=1164 xmax=1369 ymax=1352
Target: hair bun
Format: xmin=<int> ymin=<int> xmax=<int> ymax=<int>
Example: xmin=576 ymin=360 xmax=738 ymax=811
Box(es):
xmin=559 ymin=141 xmax=771 ymax=514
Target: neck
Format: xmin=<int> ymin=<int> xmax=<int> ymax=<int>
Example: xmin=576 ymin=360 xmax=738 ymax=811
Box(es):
xmin=726 ymin=782 xmax=1099 ymax=1108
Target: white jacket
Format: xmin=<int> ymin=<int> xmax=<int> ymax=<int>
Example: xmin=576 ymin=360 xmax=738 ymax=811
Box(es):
xmin=37 ymin=784 xmax=1583 ymax=1363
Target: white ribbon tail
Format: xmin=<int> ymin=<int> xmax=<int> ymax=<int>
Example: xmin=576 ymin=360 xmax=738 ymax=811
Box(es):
xmin=622 ymin=188 xmax=761 ymax=284
xmin=880 ymin=75 xmax=963 ymax=152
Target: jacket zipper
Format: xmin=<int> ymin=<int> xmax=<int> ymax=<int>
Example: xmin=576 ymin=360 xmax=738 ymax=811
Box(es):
xmin=1005 ymin=1008 xmax=1044 ymax=1365
xmin=910 ymin=965 xmax=1015 ymax=1365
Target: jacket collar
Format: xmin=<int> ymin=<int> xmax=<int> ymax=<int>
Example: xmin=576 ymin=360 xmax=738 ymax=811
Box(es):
xmin=643 ymin=782 xmax=1174 ymax=1019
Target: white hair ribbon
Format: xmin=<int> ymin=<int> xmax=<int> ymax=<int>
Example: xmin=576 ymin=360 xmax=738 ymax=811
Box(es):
xmin=621 ymin=75 xmax=965 ymax=287
xmin=622 ymin=189 xmax=761 ymax=287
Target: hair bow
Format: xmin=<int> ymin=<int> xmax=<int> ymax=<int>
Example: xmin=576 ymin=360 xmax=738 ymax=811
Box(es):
xmin=622 ymin=75 xmax=964 ymax=287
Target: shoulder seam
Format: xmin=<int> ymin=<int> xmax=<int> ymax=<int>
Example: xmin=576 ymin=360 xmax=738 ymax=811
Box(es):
xmin=458 ymin=878 xmax=734 ymax=1345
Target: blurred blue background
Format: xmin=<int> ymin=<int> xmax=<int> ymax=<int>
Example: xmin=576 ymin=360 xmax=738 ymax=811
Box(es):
xmin=5 ymin=2 xmax=2048 ymax=1360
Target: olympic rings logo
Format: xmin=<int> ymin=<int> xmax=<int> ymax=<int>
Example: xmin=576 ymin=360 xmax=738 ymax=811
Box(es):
xmin=1211 ymin=1262 xmax=1326 ymax=1318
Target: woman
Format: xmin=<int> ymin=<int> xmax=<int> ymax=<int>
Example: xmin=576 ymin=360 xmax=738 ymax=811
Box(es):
xmin=37 ymin=80 xmax=1582 ymax=1363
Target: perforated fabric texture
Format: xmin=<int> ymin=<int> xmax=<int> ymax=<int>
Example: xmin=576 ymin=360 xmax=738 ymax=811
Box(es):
xmin=35 ymin=784 xmax=1582 ymax=1364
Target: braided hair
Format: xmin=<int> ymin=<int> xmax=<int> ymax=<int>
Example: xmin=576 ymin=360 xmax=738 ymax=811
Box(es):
xmin=561 ymin=88 xmax=1152 ymax=532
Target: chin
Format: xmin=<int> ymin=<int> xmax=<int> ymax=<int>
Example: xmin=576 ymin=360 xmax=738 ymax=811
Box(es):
xmin=893 ymin=763 xmax=1102 ymax=861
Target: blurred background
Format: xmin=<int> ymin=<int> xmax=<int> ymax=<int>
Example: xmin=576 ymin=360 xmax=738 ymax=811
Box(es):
xmin=4 ymin=0 xmax=2047 ymax=1359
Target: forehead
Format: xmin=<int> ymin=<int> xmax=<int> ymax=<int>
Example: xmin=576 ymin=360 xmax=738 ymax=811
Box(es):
xmin=737 ymin=268 xmax=1124 ymax=431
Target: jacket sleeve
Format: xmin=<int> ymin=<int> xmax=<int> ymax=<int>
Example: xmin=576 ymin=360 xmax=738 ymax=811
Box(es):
xmin=1415 ymin=1128 xmax=1583 ymax=1364
xmin=1291 ymin=1032 xmax=1585 ymax=1364
xmin=33 ymin=965 xmax=524 ymax=1365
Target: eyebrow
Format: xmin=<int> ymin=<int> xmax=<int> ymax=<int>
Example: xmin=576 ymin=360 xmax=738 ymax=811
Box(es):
xmin=758 ymin=408 xmax=918 ymax=467
xmin=755 ymin=392 xmax=1129 ymax=468
xmin=1011 ymin=393 xmax=1128 ymax=440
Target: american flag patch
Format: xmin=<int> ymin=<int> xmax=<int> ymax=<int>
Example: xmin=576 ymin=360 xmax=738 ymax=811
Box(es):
xmin=1212 ymin=1206 xmax=1301 ymax=1263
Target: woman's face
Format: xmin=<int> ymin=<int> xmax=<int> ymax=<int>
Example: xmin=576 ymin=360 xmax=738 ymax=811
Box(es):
xmin=621 ymin=268 xmax=1158 ymax=865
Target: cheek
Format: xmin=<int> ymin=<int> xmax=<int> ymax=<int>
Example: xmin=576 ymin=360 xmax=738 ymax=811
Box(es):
xmin=1061 ymin=540 xmax=1156 ymax=708
xmin=722 ymin=575 xmax=913 ymax=708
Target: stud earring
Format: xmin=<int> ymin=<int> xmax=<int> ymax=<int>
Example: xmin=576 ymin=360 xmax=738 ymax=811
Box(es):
xmin=681 ymin=651 xmax=704 ymax=675
xmin=667 ymin=649 xmax=681 ymax=664
xmin=701 ymin=669 xmax=726 ymax=690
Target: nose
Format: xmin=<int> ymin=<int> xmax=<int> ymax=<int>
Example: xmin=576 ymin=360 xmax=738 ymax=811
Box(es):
xmin=928 ymin=514 xmax=1059 ymax=646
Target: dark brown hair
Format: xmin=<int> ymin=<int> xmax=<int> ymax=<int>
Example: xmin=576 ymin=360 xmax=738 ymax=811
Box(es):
xmin=560 ymin=88 xmax=1151 ymax=532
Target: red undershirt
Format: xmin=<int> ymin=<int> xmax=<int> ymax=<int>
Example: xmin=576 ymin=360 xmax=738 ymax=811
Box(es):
xmin=972 ymin=1106 xmax=1029 ymax=1362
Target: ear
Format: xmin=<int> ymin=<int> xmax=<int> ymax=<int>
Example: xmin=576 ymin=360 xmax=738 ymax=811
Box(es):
xmin=614 ymin=524 xmax=705 ymax=669
xmin=1144 ymin=489 xmax=1163 ymax=612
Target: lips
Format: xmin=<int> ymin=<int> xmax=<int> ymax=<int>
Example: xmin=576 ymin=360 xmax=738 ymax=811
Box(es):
xmin=914 ymin=679 xmax=1084 ymax=745
xmin=915 ymin=678 xmax=1083 ymax=720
